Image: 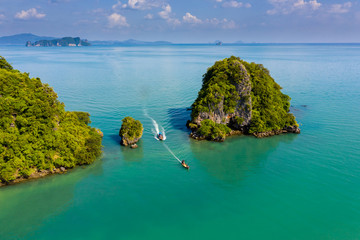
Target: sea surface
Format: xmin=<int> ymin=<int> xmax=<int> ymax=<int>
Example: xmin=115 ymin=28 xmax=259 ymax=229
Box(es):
xmin=1 ymin=44 xmax=360 ymax=240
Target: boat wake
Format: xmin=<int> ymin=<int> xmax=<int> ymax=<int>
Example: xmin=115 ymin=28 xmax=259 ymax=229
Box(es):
xmin=144 ymin=109 xmax=166 ymax=141
xmin=163 ymin=143 xmax=181 ymax=163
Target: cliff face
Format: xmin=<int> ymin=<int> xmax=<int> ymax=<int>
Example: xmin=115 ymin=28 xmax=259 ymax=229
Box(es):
xmin=192 ymin=60 xmax=252 ymax=132
xmin=190 ymin=56 xmax=300 ymax=140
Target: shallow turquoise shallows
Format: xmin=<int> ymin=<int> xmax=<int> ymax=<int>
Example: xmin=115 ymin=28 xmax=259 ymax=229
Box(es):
xmin=1 ymin=44 xmax=360 ymax=240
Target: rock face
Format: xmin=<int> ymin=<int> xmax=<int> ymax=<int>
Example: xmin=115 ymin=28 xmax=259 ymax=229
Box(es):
xmin=192 ymin=60 xmax=252 ymax=132
xmin=189 ymin=56 xmax=300 ymax=140
xmin=121 ymin=137 xmax=141 ymax=147
xmin=119 ymin=117 xmax=143 ymax=147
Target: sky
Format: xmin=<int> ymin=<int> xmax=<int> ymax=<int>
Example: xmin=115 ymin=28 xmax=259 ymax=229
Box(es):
xmin=0 ymin=0 xmax=359 ymax=43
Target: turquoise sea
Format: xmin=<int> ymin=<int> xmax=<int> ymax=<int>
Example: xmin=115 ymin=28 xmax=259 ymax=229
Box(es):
xmin=1 ymin=44 xmax=360 ymax=239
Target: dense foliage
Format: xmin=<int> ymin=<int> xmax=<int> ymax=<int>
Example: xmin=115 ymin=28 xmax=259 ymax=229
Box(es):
xmin=191 ymin=56 xmax=298 ymax=134
xmin=196 ymin=119 xmax=231 ymax=140
xmin=240 ymin=60 xmax=298 ymax=133
xmin=0 ymin=56 xmax=13 ymax=70
xmin=191 ymin=56 xmax=245 ymax=119
xmin=0 ymin=56 xmax=102 ymax=183
xmin=119 ymin=117 xmax=143 ymax=141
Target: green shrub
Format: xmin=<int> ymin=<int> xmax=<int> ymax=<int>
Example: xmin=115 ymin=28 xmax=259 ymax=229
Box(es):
xmin=197 ymin=119 xmax=231 ymax=140
xmin=234 ymin=116 xmax=244 ymax=125
xmin=119 ymin=117 xmax=143 ymax=141
xmin=0 ymin=56 xmax=13 ymax=70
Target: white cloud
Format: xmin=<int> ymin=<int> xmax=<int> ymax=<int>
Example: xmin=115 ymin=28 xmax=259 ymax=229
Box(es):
xmin=159 ymin=4 xmax=171 ymax=19
xmin=183 ymin=12 xmax=202 ymax=24
xmin=294 ymin=0 xmax=321 ymax=10
xmin=121 ymin=0 xmax=162 ymax=10
xmin=267 ymin=0 xmax=321 ymax=15
xmin=108 ymin=13 xmax=129 ymax=28
xmin=328 ymin=2 xmax=352 ymax=14
xmin=0 ymin=14 xmax=5 ymax=20
xmin=222 ymin=1 xmax=251 ymax=8
xmin=112 ymin=1 xmax=123 ymax=10
xmin=205 ymin=18 xmax=237 ymax=29
xmin=15 ymin=8 xmax=46 ymax=20
xmin=144 ymin=13 xmax=153 ymax=19
xmin=158 ymin=4 xmax=181 ymax=25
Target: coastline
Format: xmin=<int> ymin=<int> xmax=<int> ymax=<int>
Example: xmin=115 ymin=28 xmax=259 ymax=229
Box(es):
xmin=0 ymin=167 xmax=68 ymax=187
xmin=189 ymin=125 xmax=300 ymax=142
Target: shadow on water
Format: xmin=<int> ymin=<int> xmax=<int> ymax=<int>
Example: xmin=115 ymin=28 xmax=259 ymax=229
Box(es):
xmin=0 ymin=159 xmax=104 ymax=239
xmin=190 ymin=133 xmax=298 ymax=184
xmin=290 ymin=104 xmax=308 ymax=119
xmin=120 ymin=140 xmax=144 ymax=162
xmin=167 ymin=108 xmax=191 ymax=133
xmin=109 ymin=133 xmax=121 ymax=144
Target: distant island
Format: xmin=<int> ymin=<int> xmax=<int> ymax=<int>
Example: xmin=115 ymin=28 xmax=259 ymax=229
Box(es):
xmin=0 ymin=33 xmax=249 ymax=46
xmin=0 ymin=56 xmax=103 ymax=186
xmin=90 ymin=39 xmax=172 ymax=46
xmin=26 ymin=37 xmax=90 ymax=47
xmin=188 ymin=56 xmax=300 ymax=141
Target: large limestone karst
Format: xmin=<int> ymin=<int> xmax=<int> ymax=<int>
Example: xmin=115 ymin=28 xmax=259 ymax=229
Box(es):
xmin=189 ymin=56 xmax=300 ymax=141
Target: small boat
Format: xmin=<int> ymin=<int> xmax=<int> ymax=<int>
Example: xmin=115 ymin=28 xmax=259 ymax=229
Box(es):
xmin=157 ymin=132 xmax=164 ymax=141
xmin=181 ymin=160 xmax=189 ymax=169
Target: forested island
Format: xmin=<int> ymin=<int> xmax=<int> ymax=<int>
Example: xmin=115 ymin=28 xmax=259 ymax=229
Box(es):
xmin=0 ymin=56 xmax=102 ymax=185
xmin=26 ymin=37 xmax=90 ymax=47
xmin=188 ymin=56 xmax=300 ymax=141
xmin=119 ymin=117 xmax=143 ymax=149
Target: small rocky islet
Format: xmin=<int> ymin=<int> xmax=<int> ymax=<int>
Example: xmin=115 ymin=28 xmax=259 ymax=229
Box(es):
xmin=187 ymin=56 xmax=300 ymax=141
xmin=119 ymin=116 xmax=143 ymax=149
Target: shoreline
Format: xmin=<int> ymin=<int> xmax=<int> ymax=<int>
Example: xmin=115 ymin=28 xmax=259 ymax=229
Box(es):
xmin=0 ymin=167 xmax=68 ymax=187
xmin=189 ymin=125 xmax=300 ymax=142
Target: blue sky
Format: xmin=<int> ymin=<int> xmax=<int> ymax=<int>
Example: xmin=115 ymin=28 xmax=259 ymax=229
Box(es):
xmin=0 ymin=0 xmax=359 ymax=42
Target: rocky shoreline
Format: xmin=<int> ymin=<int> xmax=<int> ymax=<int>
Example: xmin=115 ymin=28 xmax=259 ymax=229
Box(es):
xmin=0 ymin=167 xmax=68 ymax=187
xmin=189 ymin=125 xmax=300 ymax=141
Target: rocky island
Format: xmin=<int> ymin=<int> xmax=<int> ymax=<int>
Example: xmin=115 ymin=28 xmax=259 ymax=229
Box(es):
xmin=188 ymin=56 xmax=300 ymax=141
xmin=119 ymin=117 xmax=143 ymax=148
xmin=0 ymin=56 xmax=103 ymax=186
xmin=26 ymin=37 xmax=90 ymax=47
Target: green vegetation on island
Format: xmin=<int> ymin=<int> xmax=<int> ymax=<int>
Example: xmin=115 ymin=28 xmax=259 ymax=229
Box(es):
xmin=190 ymin=56 xmax=299 ymax=141
xmin=0 ymin=56 xmax=102 ymax=184
xmin=119 ymin=117 xmax=143 ymax=147
xmin=26 ymin=37 xmax=90 ymax=47
xmin=196 ymin=119 xmax=232 ymax=141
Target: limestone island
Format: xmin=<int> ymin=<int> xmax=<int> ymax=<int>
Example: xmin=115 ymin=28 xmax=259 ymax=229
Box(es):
xmin=0 ymin=56 xmax=103 ymax=186
xmin=188 ymin=56 xmax=300 ymax=141
xmin=119 ymin=117 xmax=143 ymax=149
xmin=26 ymin=37 xmax=90 ymax=47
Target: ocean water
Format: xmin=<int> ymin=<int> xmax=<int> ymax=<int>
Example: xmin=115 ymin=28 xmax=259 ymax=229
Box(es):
xmin=0 ymin=44 xmax=360 ymax=240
